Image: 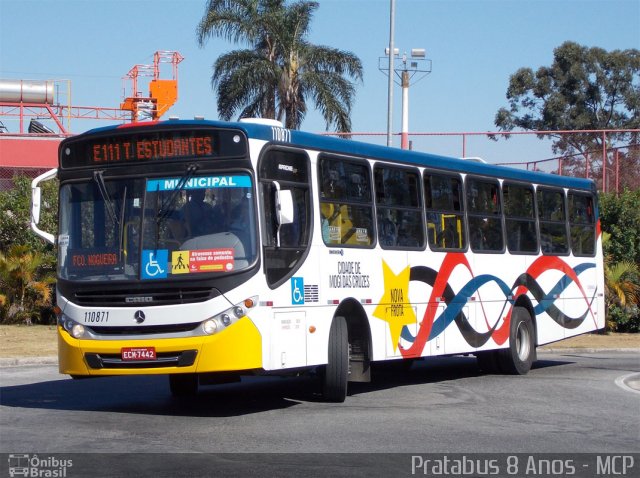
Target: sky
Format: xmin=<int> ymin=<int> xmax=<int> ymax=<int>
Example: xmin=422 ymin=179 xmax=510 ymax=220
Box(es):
xmin=1 ymin=0 xmax=639 ymax=165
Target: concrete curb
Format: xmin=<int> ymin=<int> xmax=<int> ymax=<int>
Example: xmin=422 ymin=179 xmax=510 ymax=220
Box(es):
xmin=615 ymin=372 xmax=640 ymax=394
xmin=0 ymin=356 xmax=57 ymax=367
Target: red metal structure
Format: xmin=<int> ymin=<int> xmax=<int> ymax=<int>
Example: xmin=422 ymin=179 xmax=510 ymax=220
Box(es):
xmin=0 ymin=50 xmax=183 ymax=134
xmin=0 ymin=51 xmax=183 ymax=185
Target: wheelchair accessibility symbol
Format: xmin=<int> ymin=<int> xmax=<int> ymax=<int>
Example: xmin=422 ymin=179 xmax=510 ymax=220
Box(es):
xmin=291 ymin=277 xmax=304 ymax=305
xmin=142 ymin=250 xmax=168 ymax=280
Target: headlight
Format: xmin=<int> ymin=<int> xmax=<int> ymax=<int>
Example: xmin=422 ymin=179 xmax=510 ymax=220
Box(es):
xmin=198 ymin=296 xmax=257 ymax=336
xmin=58 ymin=314 xmax=88 ymax=339
xmin=71 ymin=323 xmax=85 ymax=338
xmin=202 ymin=319 xmax=218 ymax=335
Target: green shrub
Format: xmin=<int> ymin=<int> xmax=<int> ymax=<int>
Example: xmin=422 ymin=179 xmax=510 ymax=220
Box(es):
xmin=607 ymin=304 xmax=640 ymax=333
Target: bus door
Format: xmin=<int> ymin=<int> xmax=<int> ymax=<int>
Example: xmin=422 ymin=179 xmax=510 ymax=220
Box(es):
xmin=258 ymin=147 xmax=313 ymax=369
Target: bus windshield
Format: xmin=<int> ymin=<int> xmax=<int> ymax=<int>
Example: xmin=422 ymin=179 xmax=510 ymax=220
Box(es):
xmin=57 ymin=172 xmax=257 ymax=281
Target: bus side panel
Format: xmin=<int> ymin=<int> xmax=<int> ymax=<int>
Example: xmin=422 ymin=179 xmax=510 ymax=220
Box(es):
xmin=269 ymin=310 xmax=307 ymax=370
xmin=562 ymin=253 xmax=605 ymax=339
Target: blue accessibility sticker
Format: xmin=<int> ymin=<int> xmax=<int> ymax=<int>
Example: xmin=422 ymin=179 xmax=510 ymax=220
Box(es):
xmin=291 ymin=277 xmax=304 ymax=305
xmin=141 ymin=249 xmax=168 ymax=280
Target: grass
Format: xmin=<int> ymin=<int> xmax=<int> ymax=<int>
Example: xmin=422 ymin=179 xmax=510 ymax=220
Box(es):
xmin=0 ymin=324 xmax=638 ymax=359
xmin=0 ymin=324 xmax=58 ymax=358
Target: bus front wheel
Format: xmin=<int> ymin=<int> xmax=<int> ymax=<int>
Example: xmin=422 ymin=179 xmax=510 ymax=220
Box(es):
xmin=497 ymin=306 xmax=536 ymax=375
xmin=322 ymin=316 xmax=349 ymax=402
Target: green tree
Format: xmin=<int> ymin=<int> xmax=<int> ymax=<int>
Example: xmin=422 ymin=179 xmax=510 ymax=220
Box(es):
xmin=0 ymin=244 xmax=55 ymax=323
xmin=605 ymin=260 xmax=640 ymax=309
xmin=495 ymin=41 xmax=640 ymax=180
xmin=600 ymin=192 xmax=640 ymax=333
xmin=0 ymin=175 xmax=58 ymax=260
xmin=0 ymin=175 xmax=57 ymax=323
xmin=602 ymin=233 xmax=640 ymax=332
xmin=599 ymin=189 xmax=640 ymax=266
xmin=197 ymin=0 xmax=363 ymax=132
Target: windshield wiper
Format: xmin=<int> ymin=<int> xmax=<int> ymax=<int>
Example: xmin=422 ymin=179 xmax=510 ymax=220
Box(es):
xmin=93 ymin=170 xmax=119 ymax=228
xmin=157 ymin=164 xmax=198 ymax=224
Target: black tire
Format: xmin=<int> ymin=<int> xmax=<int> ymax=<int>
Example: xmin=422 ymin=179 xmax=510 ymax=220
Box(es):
xmin=497 ymin=306 xmax=536 ymax=375
xmin=322 ymin=316 xmax=349 ymax=402
xmin=169 ymin=373 xmax=199 ymax=397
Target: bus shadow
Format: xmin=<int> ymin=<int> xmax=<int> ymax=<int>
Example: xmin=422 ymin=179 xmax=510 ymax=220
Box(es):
xmin=344 ymin=355 xmax=574 ymax=397
xmin=0 ymin=374 xmax=306 ymax=417
xmin=0 ymin=356 xmax=574 ymax=417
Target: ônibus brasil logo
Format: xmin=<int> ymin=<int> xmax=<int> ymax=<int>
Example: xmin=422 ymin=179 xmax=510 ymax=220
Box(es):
xmin=8 ymin=454 xmax=73 ymax=477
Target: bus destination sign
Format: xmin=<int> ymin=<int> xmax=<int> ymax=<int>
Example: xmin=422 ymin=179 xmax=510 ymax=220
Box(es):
xmin=60 ymin=128 xmax=247 ymax=169
xmin=91 ymin=135 xmax=213 ymax=163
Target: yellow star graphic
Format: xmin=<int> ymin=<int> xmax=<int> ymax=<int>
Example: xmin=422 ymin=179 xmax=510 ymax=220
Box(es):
xmin=373 ymin=260 xmax=416 ymax=353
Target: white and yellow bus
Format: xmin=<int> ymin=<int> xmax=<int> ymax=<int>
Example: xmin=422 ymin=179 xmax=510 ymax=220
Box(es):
xmin=31 ymin=118 xmax=604 ymax=401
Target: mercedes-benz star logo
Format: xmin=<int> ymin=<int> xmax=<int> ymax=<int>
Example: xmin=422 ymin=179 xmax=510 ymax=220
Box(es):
xmin=134 ymin=310 xmax=146 ymax=324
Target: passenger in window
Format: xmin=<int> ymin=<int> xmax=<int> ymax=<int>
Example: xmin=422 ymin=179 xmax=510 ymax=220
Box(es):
xmin=437 ymin=225 xmax=455 ymax=249
xmin=323 ymin=169 xmax=344 ymax=199
xmin=349 ymin=173 xmax=365 ymax=199
xmin=378 ymin=210 xmax=397 ymax=247
xmin=471 ymin=218 xmax=501 ymax=251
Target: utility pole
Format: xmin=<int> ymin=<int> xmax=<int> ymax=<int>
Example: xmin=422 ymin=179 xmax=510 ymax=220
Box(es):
xmin=379 ymin=48 xmax=431 ymax=150
xmin=386 ymin=0 xmax=395 ymax=147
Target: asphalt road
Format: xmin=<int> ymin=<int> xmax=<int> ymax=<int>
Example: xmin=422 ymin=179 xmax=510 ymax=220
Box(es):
xmin=1 ymin=352 xmax=639 ymax=477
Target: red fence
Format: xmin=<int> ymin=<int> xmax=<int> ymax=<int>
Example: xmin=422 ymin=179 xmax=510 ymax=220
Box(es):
xmin=327 ymin=129 xmax=640 ymax=194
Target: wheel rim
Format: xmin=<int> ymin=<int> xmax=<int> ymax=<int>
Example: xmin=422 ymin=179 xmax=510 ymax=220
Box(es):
xmin=515 ymin=321 xmax=531 ymax=361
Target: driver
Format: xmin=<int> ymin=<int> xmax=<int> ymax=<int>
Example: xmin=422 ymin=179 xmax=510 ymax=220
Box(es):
xmin=182 ymin=189 xmax=216 ymax=237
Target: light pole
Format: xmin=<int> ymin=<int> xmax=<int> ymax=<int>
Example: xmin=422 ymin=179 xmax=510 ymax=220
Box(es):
xmin=386 ymin=0 xmax=395 ymax=147
xmin=379 ymin=48 xmax=431 ymax=149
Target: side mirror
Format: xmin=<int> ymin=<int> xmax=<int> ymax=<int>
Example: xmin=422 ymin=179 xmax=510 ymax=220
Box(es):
xmin=31 ymin=168 xmax=57 ymax=244
xmin=32 ymin=186 xmax=42 ymax=224
xmin=276 ymin=189 xmax=294 ymax=226
xmin=272 ymin=181 xmax=294 ymax=247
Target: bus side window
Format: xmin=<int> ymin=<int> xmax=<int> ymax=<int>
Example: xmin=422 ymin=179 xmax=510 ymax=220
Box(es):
xmin=424 ymin=172 xmax=466 ymax=251
xmin=503 ymin=182 xmax=538 ymax=254
xmin=538 ymin=187 xmax=568 ymax=255
xmin=375 ymin=165 xmax=424 ymax=249
xmin=466 ymin=177 xmax=504 ymax=253
xmin=568 ymin=191 xmax=595 ymax=256
xmin=319 ymin=155 xmax=374 ymax=248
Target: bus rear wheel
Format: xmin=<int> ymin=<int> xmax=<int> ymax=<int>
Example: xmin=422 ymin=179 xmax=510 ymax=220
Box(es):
xmin=497 ymin=306 xmax=536 ymax=375
xmin=169 ymin=373 xmax=198 ymax=397
xmin=322 ymin=316 xmax=349 ymax=402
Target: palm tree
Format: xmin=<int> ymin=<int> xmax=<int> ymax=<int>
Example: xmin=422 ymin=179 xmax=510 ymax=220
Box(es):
xmin=605 ymin=260 xmax=640 ymax=308
xmin=0 ymin=245 xmax=54 ymax=323
xmin=602 ymin=232 xmax=640 ymax=330
xmin=197 ymin=0 xmax=363 ymax=132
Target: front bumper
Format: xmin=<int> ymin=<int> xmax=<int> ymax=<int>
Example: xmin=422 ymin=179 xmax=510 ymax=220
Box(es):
xmin=58 ymin=316 xmax=262 ymax=376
